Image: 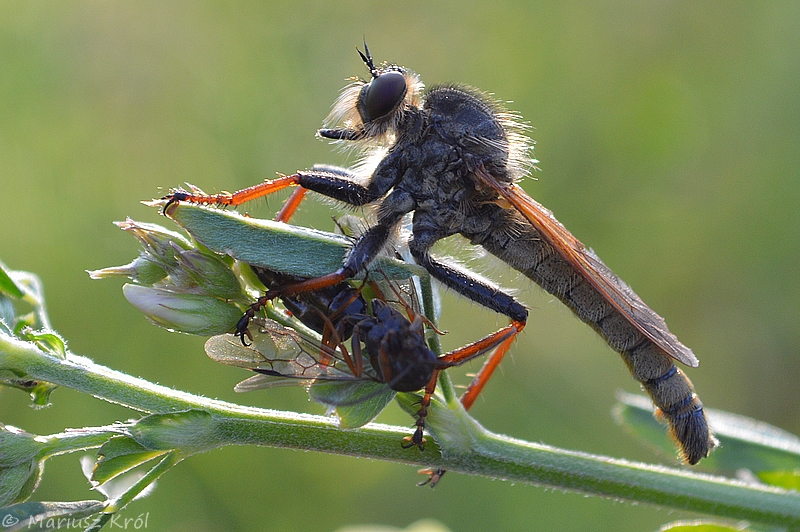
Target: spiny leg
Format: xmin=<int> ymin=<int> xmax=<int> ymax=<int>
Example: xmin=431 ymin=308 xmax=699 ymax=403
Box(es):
xmin=162 ymin=162 xmax=386 ymax=212
xmin=163 ymin=174 xmax=301 ymax=209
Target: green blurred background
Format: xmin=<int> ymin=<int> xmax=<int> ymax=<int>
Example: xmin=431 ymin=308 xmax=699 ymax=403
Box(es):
xmin=2 ymin=2 xmax=799 ymax=531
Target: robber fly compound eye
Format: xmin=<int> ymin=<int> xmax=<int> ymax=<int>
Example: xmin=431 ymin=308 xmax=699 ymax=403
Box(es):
xmin=360 ymin=70 xmax=407 ymax=123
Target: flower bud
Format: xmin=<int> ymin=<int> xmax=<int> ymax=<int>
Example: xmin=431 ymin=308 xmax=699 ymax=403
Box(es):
xmin=92 ymin=219 xmax=246 ymax=305
xmin=116 ymin=218 xmax=191 ymax=259
xmin=170 ymin=246 xmax=242 ymax=300
xmin=122 ymin=284 xmax=242 ymax=336
xmin=88 ymin=256 xmax=169 ymax=285
xmin=89 ymin=220 xmax=190 ymax=286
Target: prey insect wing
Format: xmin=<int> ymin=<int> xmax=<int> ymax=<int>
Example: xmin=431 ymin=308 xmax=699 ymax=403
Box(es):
xmin=205 ymin=317 xmax=365 ymax=391
xmin=476 ymin=167 xmax=699 ymax=368
xmin=207 ymin=314 xmax=401 ymax=428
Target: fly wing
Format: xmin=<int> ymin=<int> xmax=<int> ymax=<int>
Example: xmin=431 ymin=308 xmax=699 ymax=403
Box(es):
xmin=205 ymin=318 xmax=363 ymax=390
xmin=232 ymin=373 xmax=305 ymax=392
xmin=476 ymin=167 xmax=698 ymax=367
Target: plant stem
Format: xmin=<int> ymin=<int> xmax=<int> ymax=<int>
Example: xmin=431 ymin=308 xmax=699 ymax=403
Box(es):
xmin=2 ymin=333 xmax=800 ymax=528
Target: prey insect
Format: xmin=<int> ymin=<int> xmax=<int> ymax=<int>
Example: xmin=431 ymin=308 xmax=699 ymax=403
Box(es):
xmin=268 ymin=177 xmax=515 ymax=455
xmin=244 ymin=265 xmax=368 ymax=348
xmin=207 ymin=272 xmax=514 ymax=448
xmin=164 ymin=42 xmax=717 ymax=464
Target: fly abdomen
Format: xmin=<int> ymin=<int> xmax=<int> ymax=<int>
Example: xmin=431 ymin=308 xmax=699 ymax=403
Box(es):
xmin=561 ymin=269 xmax=716 ymax=463
xmin=562 ymin=272 xmax=716 ymax=464
xmin=472 ymin=207 xmax=716 ymax=463
xmin=623 ymin=342 xmax=716 ymax=464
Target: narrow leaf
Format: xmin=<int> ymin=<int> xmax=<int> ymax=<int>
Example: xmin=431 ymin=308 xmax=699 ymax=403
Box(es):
xmin=93 ymin=436 xmax=169 ymax=485
xmin=757 ymin=469 xmax=800 ymax=491
xmin=0 ymin=265 xmax=25 ymax=300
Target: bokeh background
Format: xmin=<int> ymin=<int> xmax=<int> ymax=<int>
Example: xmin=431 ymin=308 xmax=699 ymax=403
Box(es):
xmin=2 ymin=2 xmax=799 ymax=531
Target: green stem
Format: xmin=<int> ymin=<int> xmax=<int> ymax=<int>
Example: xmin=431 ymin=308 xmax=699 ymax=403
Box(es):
xmin=2 ymin=334 xmax=800 ymax=528
xmin=462 ymin=429 xmax=800 ymax=526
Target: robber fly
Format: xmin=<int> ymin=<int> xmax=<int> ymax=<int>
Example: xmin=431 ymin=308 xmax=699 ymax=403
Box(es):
xmin=207 ymin=271 xmax=513 ymax=447
xmin=163 ymin=42 xmax=717 ymax=464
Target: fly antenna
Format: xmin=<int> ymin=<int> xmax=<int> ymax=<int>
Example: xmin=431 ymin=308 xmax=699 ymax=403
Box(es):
xmin=357 ymin=37 xmax=378 ymax=78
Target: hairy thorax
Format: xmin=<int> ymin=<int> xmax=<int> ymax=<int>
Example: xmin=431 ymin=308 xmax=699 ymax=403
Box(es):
xmin=386 ymin=86 xmax=513 ymax=238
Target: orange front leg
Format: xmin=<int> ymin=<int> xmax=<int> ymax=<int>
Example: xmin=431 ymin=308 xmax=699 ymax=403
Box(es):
xmin=274 ymin=186 xmax=309 ymax=223
xmin=162 ymin=174 xmax=301 ymax=210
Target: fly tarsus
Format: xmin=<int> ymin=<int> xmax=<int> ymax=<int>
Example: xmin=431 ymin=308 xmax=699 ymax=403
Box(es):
xmin=417 ymin=468 xmax=446 ymax=488
xmin=161 ymin=190 xmax=189 ymax=208
xmin=235 ymin=290 xmax=281 ymax=346
xmin=161 ymin=189 xmax=234 ymax=213
xmin=401 ymin=425 xmax=427 ymax=451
